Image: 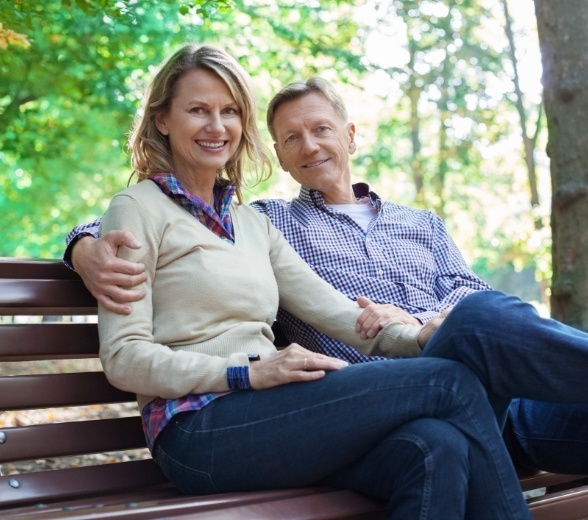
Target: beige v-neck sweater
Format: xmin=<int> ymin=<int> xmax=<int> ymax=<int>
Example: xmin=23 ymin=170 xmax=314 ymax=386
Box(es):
xmin=98 ymin=181 xmax=421 ymax=411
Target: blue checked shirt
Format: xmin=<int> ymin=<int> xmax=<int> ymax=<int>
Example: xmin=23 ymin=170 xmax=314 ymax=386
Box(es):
xmin=64 ymin=182 xmax=491 ymax=365
xmin=250 ymin=183 xmax=491 ymax=364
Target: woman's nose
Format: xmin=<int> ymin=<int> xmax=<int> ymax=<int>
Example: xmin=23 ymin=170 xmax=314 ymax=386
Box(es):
xmin=206 ymin=112 xmax=223 ymax=133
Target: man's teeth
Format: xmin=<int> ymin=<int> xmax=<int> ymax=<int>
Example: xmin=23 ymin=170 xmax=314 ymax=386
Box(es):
xmin=306 ymin=160 xmax=326 ymax=167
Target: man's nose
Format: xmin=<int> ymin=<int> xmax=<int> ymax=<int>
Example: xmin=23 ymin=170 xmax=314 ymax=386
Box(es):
xmin=301 ymin=134 xmax=319 ymax=153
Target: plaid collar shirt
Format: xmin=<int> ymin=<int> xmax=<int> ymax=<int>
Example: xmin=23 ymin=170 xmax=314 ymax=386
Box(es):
xmin=250 ymin=183 xmax=491 ymax=364
xmin=151 ymin=173 xmax=235 ymax=243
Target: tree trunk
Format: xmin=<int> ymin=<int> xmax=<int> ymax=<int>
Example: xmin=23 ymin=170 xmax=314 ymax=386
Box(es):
xmin=407 ymin=37 xmax=425 ymax=207
xmin=534 ymin=0 xmax=588 ymax=330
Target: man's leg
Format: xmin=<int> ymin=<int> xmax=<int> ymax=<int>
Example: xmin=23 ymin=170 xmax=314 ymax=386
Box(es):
xmin=504 ymin=398 xmax=588 ymax=474
xmin=421 ymin=290 xmax=588 ymax=424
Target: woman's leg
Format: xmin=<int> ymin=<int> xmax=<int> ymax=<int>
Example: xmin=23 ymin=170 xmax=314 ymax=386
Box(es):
xmin=154 ymin=359 xmax=531 ymax=520
xmin=505 ymin=398 xmax=588 ymax=474
xmin=421 ymin=290 xmax=588 ymax=424
xmin=322 ymin=418 xmax=469 ymax=520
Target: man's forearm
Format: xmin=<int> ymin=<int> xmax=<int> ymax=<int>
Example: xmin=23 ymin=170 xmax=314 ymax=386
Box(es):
xmin=63 ymin=218 xmax=102 ymax=269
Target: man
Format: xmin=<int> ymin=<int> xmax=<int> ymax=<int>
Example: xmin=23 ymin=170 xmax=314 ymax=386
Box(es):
xmin=65 ymin=77 xmax=588 ymax=475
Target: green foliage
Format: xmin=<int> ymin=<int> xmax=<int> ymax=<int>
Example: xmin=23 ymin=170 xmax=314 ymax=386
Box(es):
xmin=0 ymin=0 xmax=551 ymax=302
xmin=0 ymin=0 xmax=365 ymax=258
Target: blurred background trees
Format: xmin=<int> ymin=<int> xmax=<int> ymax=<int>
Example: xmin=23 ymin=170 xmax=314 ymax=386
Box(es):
xmin=1 ymin=0 xmax=586 ymax=325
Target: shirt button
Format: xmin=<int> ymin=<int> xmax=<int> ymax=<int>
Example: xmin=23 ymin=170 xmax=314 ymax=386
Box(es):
xmin=378 ymin=269 xmax=384 ymax=275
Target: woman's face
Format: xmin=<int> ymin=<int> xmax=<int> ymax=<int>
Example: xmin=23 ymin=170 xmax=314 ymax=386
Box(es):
xmin=156 ymin=68 xmax=243 ymax=180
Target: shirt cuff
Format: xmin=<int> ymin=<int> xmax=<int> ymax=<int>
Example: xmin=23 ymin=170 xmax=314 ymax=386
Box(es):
xmin=227 ymin=366 xmax=251 ymax=390
xmin=63 ymin=232 xmax=96 ymax=271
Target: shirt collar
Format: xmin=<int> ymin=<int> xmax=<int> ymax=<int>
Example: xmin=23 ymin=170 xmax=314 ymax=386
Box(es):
xmin=151 ymin=173 xmax=236 ymax=217
xmin=298 ymin=182 xmax=381 ymax=209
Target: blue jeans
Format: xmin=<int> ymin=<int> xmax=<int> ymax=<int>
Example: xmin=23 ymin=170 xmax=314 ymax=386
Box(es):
xmin=504 ymin=399 xmax=588 ymax=474
xmin=154 ymin=359 xmax=531 ymax=520
xmin=421 ymin=290 xmax=588 ymax=475
xmin=421 ymin=290 xmax=588 ymax=427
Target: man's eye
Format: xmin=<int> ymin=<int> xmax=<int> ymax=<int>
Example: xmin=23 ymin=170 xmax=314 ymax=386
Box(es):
xmin=285 ymin=135 xmax=296 ymax=143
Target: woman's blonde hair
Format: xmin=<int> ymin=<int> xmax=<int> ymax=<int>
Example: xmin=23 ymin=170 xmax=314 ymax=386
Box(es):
xmin=128 ymin=43 xmax=272 ymax=203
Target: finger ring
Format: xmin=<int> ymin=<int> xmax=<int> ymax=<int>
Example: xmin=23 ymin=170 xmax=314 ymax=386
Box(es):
xmin=303 ymin=357 xmax=308 ymax=370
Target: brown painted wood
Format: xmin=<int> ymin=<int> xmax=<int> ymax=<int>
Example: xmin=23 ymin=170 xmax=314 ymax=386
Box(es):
xmin=0 ymin=417 xmax=145 ymax=463
xmin=0 ymin=323 xmax=98 ymax=360
xmin=0 ymin=372 xmax=134 ymax=410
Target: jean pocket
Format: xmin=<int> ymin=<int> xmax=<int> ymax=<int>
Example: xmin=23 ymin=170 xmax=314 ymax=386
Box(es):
xmin=154 ymin=441 xmax=218 ymax=495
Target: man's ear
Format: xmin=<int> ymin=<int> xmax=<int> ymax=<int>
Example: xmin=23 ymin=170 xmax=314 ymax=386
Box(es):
xmin=155 ymin=113 xmax=169 ymax=136
xmin=273 ymin=143 xmax=287 ymax=171
xmin=347 ymin=122 xmax=357 ymax=155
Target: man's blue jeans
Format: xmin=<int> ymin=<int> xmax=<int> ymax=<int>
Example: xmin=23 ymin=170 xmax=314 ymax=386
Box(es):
xmin=154 ymin=359 xmax=531 ymax=520
xmin=505 ymin=399 xmax=588 ymax=474
xmin=421 ymin=290 xmax=588 ymax=472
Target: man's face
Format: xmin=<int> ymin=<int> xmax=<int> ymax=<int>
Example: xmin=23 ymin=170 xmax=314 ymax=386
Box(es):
xmin=272 ymin=92 xmax=356 ymax=202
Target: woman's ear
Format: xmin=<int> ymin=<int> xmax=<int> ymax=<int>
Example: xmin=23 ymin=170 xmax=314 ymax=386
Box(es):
xmin=155 ymin=114 xmax=169 ymax=136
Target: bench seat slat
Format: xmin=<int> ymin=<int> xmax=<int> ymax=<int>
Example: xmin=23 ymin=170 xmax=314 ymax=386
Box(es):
xmin=0 ymin=417 xmax=145 ymax=463
xmin=0 ymin=323 xmax=98 ymax=360
xmin=1 ymin=486 xmax=386 ymax=520
xmin=0 ymin=372 xmax=134 ymax=410
xmin=528 ymin=484 xmax=588 ymax=520
xmin=518 ymin=469 xmax=588 ymax=493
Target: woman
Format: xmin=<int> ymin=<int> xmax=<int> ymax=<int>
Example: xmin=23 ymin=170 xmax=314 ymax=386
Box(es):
xmin=97 ymin=43 xmax=531 ymax=519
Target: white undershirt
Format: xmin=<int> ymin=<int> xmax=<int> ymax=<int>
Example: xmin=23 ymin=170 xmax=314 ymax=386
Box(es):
xmin=326 ymin=199 xmax=377 ymax=232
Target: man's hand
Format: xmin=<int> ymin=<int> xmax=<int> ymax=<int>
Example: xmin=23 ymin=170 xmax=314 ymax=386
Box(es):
xmin=356 ymin=296 xmax=420 ymax=339
xmin=71 ymin=231 xmax=147 ymax=315
xmin=249 ymin=344 xmax=348 ymax=390
xmin=416 ymin=307 xmax=453 ymax=349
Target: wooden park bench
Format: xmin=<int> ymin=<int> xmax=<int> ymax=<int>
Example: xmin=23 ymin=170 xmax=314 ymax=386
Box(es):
xmin=1 ymin=257 xmax=588 ymax=519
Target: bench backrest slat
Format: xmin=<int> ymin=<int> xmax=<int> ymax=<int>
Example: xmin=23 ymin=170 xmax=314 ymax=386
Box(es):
xmin=0 ymin=417 xmax=145 ymax=464
xmin=0 ymin=259 xmax=81 ymax=279
xmin=0 ymin=372 xmax=133 ymax=410
xmin=0 ymin=280 xmax=97 ymax=313
xmin=0 ymin=323 xmax=98 ymax=360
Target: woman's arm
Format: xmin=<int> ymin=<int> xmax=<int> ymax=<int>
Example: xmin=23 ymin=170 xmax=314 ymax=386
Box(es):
xmin=265 ymin=217 xmax=422 ymax=358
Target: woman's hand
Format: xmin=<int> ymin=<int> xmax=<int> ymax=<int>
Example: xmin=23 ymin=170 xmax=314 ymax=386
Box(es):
xmin=248 ymin=344 xmax=348 ymax=390
xmin=356 ymin=296 xmax=420 ymax=339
